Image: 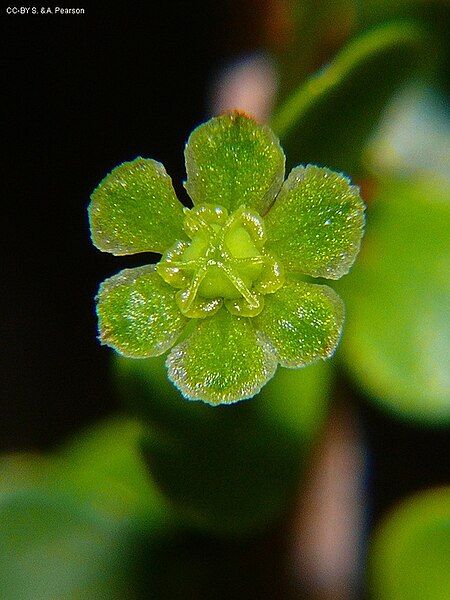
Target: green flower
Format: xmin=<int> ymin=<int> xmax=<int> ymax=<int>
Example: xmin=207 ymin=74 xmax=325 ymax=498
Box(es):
xmin=88 ymin=112 xmax=365 ymax=405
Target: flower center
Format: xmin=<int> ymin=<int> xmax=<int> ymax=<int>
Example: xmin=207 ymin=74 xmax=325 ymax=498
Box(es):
xmin=157 ymin=203 xmax=283 ymax=318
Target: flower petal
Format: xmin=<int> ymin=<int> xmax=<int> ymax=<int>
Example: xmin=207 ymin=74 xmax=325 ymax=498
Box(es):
xmin=89 ymin=158 xmax=185 ymax=255
xmin=184 ymin=112 xmax=285 ymax=214
xmin=255 ymin=279 xmax=344 ymax=367
xmin=265 ymin=165 xmax=365 ymax=279
xmin=166 ymin=309 xmax=277 ymax=405
xmin=96 ymin=265 xmax=188 ymax=358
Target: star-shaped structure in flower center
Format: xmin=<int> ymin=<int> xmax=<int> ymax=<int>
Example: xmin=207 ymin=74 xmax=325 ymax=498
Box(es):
xmin=157 ymin=203 xmax=284 ymax=317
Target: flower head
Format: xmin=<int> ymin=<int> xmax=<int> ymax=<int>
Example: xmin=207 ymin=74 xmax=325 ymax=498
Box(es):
xmin=89 ymin=112 xmax=365 ymax=405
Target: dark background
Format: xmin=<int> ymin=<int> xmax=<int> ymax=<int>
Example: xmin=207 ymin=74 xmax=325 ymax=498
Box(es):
xmin=3 ymin=2 xmax=230 ymax=448
xmin=2 ymin=1 xmax=448 ymax=528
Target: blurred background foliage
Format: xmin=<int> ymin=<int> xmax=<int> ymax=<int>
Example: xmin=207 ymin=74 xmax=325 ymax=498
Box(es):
xmin=2 ymin=0 xmax=449 ymax=598
xmin=369 ymin=486 xmax=450 ymax=599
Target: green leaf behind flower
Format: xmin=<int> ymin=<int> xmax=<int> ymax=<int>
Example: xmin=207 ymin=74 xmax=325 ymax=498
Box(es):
xmin=271 ymin=21 xmax=428 ymax=174
xmin=369 ymin=487 xmax=450 ymax=600
xmin=0 ymin=419 xmax=170 ymax=600
xmin=115 ymin=354 xmax=330 ymax=537
xmin=338 ymin=176 xmax=450 ymax=425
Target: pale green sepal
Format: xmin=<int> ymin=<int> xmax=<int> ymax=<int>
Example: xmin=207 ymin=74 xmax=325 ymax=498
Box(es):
xmin=89 ymin=157 xmax=185 ymax=255
xmin=254 ymin=254 xmax=285 ymax=294
xmin=184 ymin=112 xmax=285 ymax=214
xmin=183 ymin=204 xmax=229 ymax=237
xmin=265 ymin=164 xmax=365 ymax=279
xmin=255 ymin=279 xmax=344 ymax=367
xmin=96 ymin=265 xmax=188 ymax=358
xmin=176 ymin=289 xmax=223 ymax=318
xmin=225 ymin=294 xmax=264 ymax=317
xmin=156 ymin=240 xmax=191 ymax=289
xmin=166 ymin=309 xmax=277 ymax=405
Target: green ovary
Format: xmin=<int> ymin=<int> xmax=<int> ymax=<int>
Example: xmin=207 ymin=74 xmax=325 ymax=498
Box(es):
xmin=199 ymin=265 xmax=246 ymax=300
xmin=157 ymin=203 xmax=283 ymax=318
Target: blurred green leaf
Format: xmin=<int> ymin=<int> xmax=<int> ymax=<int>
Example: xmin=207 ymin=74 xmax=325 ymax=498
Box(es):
xmin=272 ymin=0 xmax=357 ymax=94
xmin=360 ymin=0 xmax=449 ymax=28
xmin=369 ymin=487 xmax=450 ymax=599
xmin=0 ymin=489 xmax=139 ymax=600
xmin=271 ymin=21 xmax=429 ymax=174
xmin=0 ymin=454 xmax=49 ymax=493
xmin=338 ymin=177 xmax=450 ymax=425
xmin=49 ymin=417 xmax=167 ymax=523
xmin=115 ymin=354 xmax=330 ymax=537
xmin=0 ymin=418 xmax=172 ymax=600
